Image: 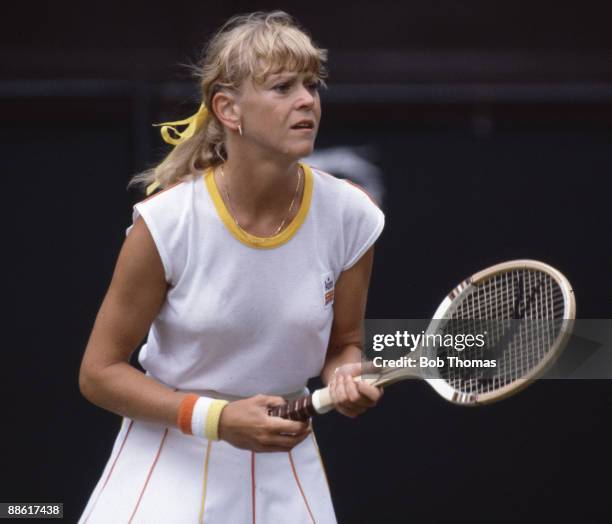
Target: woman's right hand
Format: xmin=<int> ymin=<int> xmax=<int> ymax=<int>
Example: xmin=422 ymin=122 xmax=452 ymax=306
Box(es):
xmin=218 ymin=395 xmax=311 ymax=452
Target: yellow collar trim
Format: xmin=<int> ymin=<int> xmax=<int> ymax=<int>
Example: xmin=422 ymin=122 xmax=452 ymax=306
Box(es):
xmin=204 ymin=163 xmax=313 ymax=249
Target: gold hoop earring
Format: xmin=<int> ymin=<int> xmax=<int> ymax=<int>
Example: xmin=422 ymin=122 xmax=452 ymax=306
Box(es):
xmin=238 ymin=124 xmax=243 ymax=136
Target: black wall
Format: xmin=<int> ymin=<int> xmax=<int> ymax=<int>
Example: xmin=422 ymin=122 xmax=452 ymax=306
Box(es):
xmin=3 ymin=2 xmax=612 ymax=522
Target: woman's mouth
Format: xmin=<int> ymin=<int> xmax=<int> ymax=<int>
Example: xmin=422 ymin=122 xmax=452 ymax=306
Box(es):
xmin=290 ymin=120 xmax=315 ymax=131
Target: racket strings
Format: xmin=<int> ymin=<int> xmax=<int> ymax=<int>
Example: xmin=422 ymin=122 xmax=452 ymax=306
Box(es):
xmin=437 ymin=269 xmax=566 ymax=395
xmin=455 ymin=276 xmax=565 ymax=321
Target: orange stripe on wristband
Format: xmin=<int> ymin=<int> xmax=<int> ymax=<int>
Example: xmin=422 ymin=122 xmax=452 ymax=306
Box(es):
xmin=177 ymin=393 xmax=199 ymax=435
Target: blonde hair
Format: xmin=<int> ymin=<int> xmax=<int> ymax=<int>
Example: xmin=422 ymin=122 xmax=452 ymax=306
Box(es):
xmin=128 ymin=11 xmax=327 ymax=193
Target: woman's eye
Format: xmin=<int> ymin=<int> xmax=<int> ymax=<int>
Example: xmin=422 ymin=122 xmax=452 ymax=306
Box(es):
xmin=273 ymin=79 xmax=321 ymax=94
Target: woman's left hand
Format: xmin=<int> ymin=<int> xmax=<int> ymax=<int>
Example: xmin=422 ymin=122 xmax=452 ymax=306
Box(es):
xmin=329 ymin=362 xmax=383 ymax=418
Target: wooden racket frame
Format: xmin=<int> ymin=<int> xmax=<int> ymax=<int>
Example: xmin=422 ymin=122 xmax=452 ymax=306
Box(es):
xmin=269 ymin=259 xmax=576 ymax=420
xmin=425 ymin=259 xmax=576 ymax=405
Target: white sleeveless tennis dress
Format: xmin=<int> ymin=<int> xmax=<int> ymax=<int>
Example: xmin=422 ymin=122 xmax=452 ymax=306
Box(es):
xmin=79 ymin=163 xmax=385 ymax=524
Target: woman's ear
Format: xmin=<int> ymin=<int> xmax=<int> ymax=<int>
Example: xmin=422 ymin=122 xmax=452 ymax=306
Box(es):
xmin=211 ymin=91 xmax=241 ymax=133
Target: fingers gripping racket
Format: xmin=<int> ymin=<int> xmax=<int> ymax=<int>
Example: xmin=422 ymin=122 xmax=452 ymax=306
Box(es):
xmin=269 ymin=260 xmax=575 ymax=421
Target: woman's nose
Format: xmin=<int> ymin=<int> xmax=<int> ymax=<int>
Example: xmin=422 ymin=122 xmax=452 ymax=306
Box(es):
xmin=296 ymin=85 xmax=315 ymax=108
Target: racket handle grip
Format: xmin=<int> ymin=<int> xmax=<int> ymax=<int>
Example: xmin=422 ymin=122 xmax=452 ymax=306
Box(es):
xmin=268 ymin=394 xmax=317 ymax=421
xmin=267 ymin=387 xmax=335 ymax=421
xmin=267 ymin=377 xmax=380 ymax=420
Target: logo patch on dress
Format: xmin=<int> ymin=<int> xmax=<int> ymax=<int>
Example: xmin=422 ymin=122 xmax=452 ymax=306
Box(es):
xmin=322 ymin=272 xmax=335 ymax=308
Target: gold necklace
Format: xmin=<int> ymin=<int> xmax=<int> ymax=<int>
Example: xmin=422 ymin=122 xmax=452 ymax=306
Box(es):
xmin=219 ymin=165 xmax=302 ymax=238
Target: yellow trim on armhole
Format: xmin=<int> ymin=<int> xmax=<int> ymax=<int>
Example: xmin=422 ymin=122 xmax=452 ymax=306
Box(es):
xmin=204 ymin=163 xmax=314 ymax=249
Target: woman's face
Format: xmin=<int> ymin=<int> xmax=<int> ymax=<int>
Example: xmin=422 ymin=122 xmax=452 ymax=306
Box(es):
xmin=236 ymin=70 xmax=322 ymax=160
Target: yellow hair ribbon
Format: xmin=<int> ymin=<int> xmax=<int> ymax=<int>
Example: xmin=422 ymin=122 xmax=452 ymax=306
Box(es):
xmin=152 ymin=103 xmax=209 ymax=146
xmin=145 ymin=180 xmax=161 ymax=196
xmin=146 ymin=103 xmax=209 ymax=195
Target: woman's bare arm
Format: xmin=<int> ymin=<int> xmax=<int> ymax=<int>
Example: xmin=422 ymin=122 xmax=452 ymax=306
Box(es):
xmin=320 ymin=246 xmax=382 ymax=417
xmin=78 ymin=216 xmax=187 ymax=427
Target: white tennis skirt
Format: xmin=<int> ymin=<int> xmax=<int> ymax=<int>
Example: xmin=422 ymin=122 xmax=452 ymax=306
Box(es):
xmin=78 ymin=417 xmax=337 ymax=524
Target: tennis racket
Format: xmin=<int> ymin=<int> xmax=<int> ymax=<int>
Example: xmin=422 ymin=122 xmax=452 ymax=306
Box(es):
xmin=269 ymin=259 xmax=576 ymax=420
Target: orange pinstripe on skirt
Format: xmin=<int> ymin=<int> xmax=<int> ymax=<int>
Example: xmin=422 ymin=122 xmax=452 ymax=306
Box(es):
xmin=79 ymin=417 xmax=337 ymax=524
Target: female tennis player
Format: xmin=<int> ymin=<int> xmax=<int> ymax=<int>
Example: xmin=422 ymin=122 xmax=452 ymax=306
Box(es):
xmin=78 ymin=11 xmax=384 ymax=523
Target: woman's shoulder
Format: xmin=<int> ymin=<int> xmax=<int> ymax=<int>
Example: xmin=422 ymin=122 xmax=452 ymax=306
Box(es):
xmin=308 ymin=165 xmax=381 ymax=210
xmin=128 ymin=176 xmax=198 ymax=284
xmin=129 ymin=175 xmax=197 ymax=237
xmin=136 ymin=175 xmax=196 ymax=209
xmin=307 ymin=164 xmax=385 ymax=271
